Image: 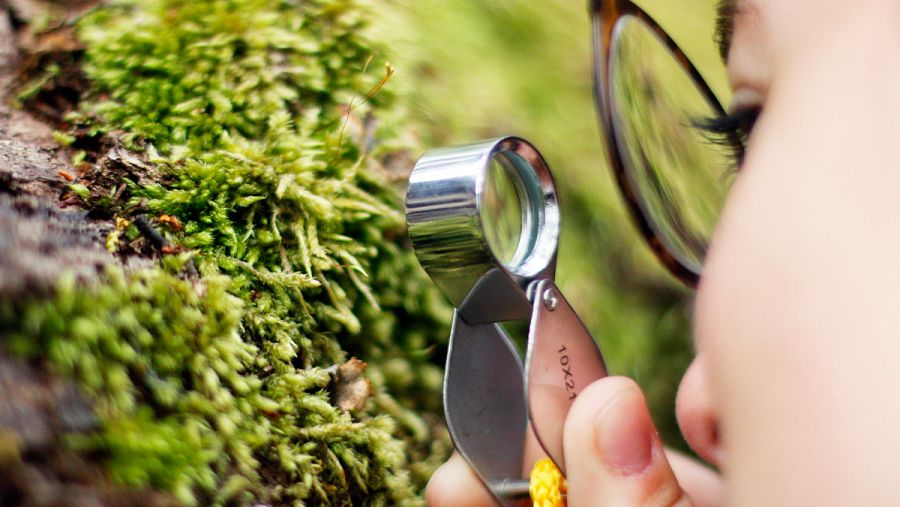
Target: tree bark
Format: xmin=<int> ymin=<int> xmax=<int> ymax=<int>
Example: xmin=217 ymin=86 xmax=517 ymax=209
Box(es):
xmin=0 ymin=5 xmax=176 ymax=505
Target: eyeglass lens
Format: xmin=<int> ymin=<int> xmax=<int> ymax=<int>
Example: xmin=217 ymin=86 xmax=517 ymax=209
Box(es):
xmin=609 ymin=15 xmax=736 ymax=275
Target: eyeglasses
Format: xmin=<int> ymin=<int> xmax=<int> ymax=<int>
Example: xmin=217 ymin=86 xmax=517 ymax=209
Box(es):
xmin=591 ymin=0 xmax=741 ymax=287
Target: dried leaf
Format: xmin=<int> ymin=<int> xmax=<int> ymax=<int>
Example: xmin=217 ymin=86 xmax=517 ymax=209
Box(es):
xmin=329 ymin=358 xmax=371 ymax=411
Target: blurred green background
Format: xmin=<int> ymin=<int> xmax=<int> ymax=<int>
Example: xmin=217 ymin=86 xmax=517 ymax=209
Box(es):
xmin=372 ymin=0 xmax=728 ymax=450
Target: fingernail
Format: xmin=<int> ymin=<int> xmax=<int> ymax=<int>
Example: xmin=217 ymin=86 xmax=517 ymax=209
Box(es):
xmin=594 ymin=387 xmax=654 ymax=475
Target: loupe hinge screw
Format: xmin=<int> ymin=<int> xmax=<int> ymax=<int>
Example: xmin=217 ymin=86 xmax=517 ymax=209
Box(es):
xmin=542 ymin=288 xmax=559 ymax=311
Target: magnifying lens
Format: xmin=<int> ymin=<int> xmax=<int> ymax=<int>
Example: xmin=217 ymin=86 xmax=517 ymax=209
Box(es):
xmin=407 ymin=137 xmax=607 ymax=505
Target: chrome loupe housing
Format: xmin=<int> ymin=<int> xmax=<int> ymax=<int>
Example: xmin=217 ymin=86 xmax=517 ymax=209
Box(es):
xmin=406 ymin=136 xmax=560 ymax=324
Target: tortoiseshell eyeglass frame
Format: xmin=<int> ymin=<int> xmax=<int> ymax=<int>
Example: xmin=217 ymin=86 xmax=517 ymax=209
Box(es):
xmin=590 ymin=0 xmax=730 ymax=288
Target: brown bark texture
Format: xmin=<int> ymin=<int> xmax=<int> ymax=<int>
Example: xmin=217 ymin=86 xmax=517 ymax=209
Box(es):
xmin=0 ymin=3 xmax=176 ymax=504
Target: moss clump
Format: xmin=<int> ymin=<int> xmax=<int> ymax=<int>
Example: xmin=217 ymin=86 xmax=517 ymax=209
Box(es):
xmin=4 ymin=260 xmax=424 ymax=505
xmin=5 ymin=0 xmax=452 ymax=504
xmin=74 ymin=0 xmax=449 ymax=377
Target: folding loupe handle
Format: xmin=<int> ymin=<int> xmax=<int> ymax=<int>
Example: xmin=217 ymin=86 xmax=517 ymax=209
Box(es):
xmin=406 ymin=137 xmax=606 ymax=503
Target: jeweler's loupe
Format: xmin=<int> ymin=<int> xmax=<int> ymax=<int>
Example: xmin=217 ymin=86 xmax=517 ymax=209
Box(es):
xmin=407 ymin=137 xmax=607 ymax=505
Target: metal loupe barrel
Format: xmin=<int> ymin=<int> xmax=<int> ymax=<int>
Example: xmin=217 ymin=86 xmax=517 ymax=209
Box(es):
xmin=405 ymin=136 xmax=560 ymax=323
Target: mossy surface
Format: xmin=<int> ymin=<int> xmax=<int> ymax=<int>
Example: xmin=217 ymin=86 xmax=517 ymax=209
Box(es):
xmin=3 ymin=0 xmax=452 ymax=504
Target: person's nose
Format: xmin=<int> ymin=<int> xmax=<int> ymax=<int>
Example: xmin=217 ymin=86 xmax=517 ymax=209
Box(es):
xmin=676 ymin=355 xmax=723 ymax=468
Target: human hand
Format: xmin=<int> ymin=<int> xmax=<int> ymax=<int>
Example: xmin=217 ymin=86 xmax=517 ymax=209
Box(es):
xmin=426 ymin=376 xmax=723 ymax=507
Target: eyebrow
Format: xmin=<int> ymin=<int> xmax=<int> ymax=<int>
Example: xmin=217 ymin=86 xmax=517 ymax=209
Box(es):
xmin=715 ymin=0 xmax=737 ymax=61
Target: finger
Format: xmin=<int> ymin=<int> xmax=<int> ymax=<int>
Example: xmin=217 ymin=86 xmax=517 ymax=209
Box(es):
xmin=564 ymin=376 xmax=692 ymax=507
xmin=425 ymin=452 xmax=497 ymax=507
xmin=665 ymin=449 xmax=724 ymax=507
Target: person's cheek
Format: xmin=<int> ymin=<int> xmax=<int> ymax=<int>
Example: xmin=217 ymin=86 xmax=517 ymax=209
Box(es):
xmin=694 ymin=14 xmax=900 ymax=502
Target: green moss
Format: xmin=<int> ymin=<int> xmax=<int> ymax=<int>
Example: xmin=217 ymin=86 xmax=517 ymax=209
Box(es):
xmin=5 ymin=0 xmax=453 ymax=504
xmin=74 ymin=0 xmax=448 ymax=375
xmin=6 ymin=260 xmax=438 ymax=505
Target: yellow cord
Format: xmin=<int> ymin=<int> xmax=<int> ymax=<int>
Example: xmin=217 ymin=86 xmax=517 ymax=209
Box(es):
xmin=529 ymin=457 xmax=567 ymax=507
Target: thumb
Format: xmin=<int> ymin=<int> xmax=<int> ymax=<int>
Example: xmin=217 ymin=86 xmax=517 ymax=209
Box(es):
xmin=564 ymin=376 xmax=691 ymax=507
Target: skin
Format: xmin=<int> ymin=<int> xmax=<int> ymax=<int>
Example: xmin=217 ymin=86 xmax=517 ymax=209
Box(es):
xmin=427 ymin=1 xmax=900 ymax=505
